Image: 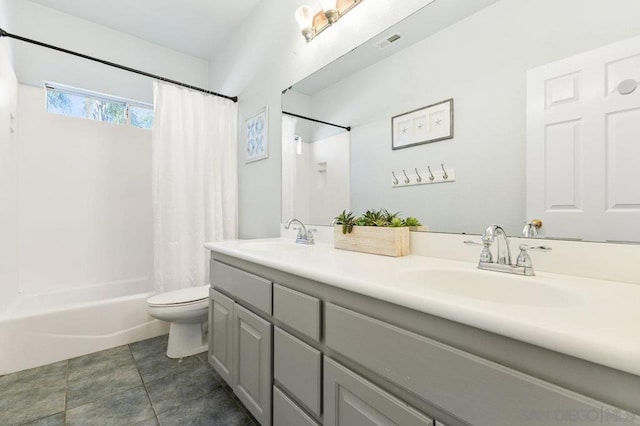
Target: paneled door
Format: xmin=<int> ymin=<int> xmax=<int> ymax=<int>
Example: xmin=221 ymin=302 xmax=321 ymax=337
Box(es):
xmin=234 ymin=303 xmax=272 ymax=426
xmin=527 ymin=35 xmax=640 ymax=242
xmin=209 ymin=288 xmax=234 ymax=387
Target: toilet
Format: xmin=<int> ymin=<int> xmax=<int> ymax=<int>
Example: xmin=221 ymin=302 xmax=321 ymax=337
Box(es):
xmin=147 ymin=284 xmax=210 ymax=358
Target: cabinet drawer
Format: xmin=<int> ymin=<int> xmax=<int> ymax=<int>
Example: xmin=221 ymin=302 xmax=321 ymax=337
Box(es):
xmin=326 ymin=303 xmax=636 ymax=426
xmin=273 ymin=283 xmax=321 ymax=342
xmin=274 ymin=327 xmax=322 ymax=417
xmin=273 ymin=386 xmax=319 ymax=426
xmin=324 ymin=357 xmax=433 ymax=426
xmin=211 ymin=260 xmax=272 ymax=315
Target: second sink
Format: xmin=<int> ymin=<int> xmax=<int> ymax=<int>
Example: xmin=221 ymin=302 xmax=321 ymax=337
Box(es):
xmin=397 ymin=268 xmax=580 ymax=307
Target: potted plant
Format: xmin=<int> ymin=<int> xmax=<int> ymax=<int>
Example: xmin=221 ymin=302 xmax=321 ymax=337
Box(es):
xmin=333 ymin=209 xmax=423 ymax=257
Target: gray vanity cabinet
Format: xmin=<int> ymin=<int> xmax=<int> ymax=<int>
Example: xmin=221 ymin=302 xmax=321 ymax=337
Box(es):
xmin=233 ymin=303 xmax=272 ymax=426
xmin=324 ymin=357 xmax=434 ymax=426
xmin=209 ymin=253 xmax=640 ymax=426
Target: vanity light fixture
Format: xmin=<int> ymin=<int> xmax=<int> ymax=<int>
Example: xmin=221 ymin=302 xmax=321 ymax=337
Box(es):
xmin=295 ymin=0 xmax=363 ymax=42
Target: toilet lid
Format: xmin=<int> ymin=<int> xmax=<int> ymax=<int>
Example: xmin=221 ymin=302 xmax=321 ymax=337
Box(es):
xmin=147 ymin=285 xmax=210 ymax=306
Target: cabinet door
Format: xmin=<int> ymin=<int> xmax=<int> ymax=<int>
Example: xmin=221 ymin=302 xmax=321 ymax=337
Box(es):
xmin=324 ymin=357 xmax=433 ymax=426
xmin=209 ymin=289 xmax=234 ymax=386
xmin=234 ymin=303 xmax=272 ymax=426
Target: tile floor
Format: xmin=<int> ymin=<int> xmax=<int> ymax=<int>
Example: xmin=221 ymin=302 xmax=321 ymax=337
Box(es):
xmin=0 ymin=335 xmax=258 ymax=426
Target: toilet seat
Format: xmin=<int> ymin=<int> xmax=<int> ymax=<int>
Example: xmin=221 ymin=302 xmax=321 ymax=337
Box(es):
xmin=146 ymin=284 xmax=210 ymax=358
xmin=147 ymin=285 xmax=209 ymax=307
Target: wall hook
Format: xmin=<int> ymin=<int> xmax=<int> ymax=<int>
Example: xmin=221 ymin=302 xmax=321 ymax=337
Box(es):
xmin=392 ymin=171 xmax=399 ymax=185
xmin=441 ymin=163 xmax=449 ymax=180
xmin=427 ymin=165 xmax=435 ymax=181
xmin=414 ymin=167 xmax=422 ymax=183
xmin=402 ymin=169 xmax=410 ymax=184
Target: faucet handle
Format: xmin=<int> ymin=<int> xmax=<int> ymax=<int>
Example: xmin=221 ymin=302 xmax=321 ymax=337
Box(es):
xmin=290 ymin=226 xmax=304 ymax=238
xmin=464 ymin=239 xmax=493 ymax=263
xmin=516 ymin=244 xmax=551 ymax=268
xmin=306 ymin=228 xmax=316 ymax=243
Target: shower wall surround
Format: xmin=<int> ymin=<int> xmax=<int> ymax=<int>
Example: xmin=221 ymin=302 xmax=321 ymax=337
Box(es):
xmin=16 ymin=85 xmax=153 ymax=294
xmin=0 ymin=33 xmax=18 ymax=311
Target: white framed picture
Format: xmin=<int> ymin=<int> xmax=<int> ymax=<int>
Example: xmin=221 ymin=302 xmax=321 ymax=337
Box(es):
xmin=245 ymin=106 xmax=268 ymax=163
xmin=392 ymin=99 xmax=454 ymax=150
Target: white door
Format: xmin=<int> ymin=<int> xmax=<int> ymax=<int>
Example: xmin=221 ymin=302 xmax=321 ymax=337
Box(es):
xmin=527 ymin=35 xmax=640 ymax=242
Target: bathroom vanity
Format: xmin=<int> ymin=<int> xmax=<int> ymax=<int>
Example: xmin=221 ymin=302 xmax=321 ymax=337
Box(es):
xmin=205 ymin=239 xmax=640 ymax=426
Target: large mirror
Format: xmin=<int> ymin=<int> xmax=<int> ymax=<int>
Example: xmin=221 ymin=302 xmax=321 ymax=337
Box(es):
xmin=282 ymin=0 xmax=640 ymax=243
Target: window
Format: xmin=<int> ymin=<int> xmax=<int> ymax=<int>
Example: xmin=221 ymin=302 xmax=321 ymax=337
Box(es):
xmin=45 ymin=83 xmax=154 ymax=129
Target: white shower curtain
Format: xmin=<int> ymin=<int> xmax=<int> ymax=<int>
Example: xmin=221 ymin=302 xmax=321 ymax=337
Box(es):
xmin=281 ymin=115 xmax=298 ymax=221
xmin=152 ymin=81 xmax=237 ymax=293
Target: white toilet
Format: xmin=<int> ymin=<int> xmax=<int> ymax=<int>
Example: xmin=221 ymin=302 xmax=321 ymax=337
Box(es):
xmin=147 ymin=284 xmax=210 ymax=358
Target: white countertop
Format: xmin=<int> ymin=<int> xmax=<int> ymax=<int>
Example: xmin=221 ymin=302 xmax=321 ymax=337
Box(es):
xmin=205 ymin=238 xmax=640 ymax=377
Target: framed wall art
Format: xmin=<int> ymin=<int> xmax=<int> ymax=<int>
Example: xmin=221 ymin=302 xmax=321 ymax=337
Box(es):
xmin=245 ymin=106 xmax=268 ymax=163
xmin=391 ymin=99 xmax=454 ymax=150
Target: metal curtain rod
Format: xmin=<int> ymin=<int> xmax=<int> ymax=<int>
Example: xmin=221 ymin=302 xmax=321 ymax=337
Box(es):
xmin=282 ymin=111 xmax=351 ymax=131
xmin=0 ymin=27 xmax=238 ymax=102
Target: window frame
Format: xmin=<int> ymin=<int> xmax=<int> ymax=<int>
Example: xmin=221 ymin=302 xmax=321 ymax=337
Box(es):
xmin=45 ymin=82 xmax=154 ymax=129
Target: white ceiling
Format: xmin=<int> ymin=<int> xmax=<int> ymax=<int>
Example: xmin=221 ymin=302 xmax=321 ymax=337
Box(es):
xmin=27 ymin=0 xmax=263 ymax=59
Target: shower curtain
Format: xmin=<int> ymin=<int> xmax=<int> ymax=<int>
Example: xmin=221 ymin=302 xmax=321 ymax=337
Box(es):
xmin=281 ymin=115 xmax=298 ymax=221
xmin=152 ymin=81 xmax=237 ymax=293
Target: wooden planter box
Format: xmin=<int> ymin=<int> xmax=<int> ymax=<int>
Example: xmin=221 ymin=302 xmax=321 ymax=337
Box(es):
xmin=333 ymin=226 xmax=410 ymax=257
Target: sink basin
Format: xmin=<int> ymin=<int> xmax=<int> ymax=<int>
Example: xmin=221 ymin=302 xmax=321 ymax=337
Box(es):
xmin=397 ymin=268 xmax=580 ymax=307
xmin=242 ymin=241 xmax=310 ymax=253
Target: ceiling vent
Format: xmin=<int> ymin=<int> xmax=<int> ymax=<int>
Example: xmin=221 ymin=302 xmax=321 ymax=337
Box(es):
xmin=373 ymin=33 xmax=404 ymax=50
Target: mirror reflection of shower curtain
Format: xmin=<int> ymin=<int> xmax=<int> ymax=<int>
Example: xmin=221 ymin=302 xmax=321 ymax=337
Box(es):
xmin=281 ymin=115 xmax=298 ymax=221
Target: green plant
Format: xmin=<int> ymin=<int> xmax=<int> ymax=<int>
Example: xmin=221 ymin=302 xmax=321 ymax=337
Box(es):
xmin=381 ymin=209 xmax=400 ymax=224
xmin=335 ymin=209 xmax=422 ymax=231
xmin=389 ymin=217 xmax=404 ymax=227
xmin=404 ymin=217 xmax=422 ymax=227
xmin=360 ymin=209 xmax=388 ymax=226
xmin=334 ymin=210 xmax=356 ymax=234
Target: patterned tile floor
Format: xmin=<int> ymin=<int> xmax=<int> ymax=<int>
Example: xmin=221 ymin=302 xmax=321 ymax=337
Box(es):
xmin=0 ymin=335 xmax=258 ymax=426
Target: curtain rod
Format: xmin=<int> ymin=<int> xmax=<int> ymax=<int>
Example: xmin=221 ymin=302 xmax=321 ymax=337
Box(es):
xmin=0 ymin=27 xmax=238 ymax=103
xmin=282 ymin=111 xmax=351 ymax=131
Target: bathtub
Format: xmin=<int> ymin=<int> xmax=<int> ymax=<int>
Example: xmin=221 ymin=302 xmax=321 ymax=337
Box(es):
xmin=0 ymin=279 xmax=169 ymax=375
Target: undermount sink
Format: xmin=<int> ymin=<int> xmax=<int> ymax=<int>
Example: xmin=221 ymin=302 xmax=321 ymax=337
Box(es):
xmin=397 ymin=267 xmax=580 ymax=307
xmin=241 ymin=241 xmax=311 ymax=252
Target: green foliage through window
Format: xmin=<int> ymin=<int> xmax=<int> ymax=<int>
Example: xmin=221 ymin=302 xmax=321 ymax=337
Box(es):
xmin=45 ymin=85 xmax=153 ymax=129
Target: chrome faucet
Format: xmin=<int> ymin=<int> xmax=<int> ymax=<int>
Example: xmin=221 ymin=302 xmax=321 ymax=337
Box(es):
xmin=484 ymin=225 xmax=511 ymax=265
xmin=465 ymin=224 xmax=551 ymax=276
xmin=285 ymin=218 xmax=315 ymax=245
xmin=522 ymin=219 xmax=542 ymax=238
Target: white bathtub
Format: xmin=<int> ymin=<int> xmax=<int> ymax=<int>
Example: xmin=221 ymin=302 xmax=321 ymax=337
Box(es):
xmin=0 ymin=279 xmax=169 ymax=375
